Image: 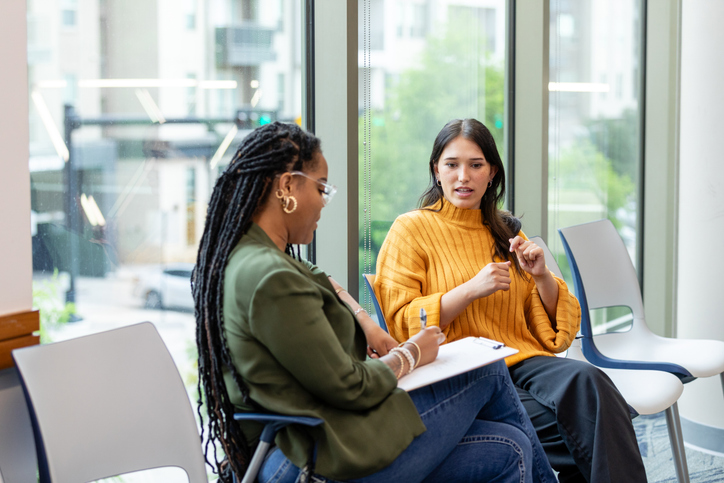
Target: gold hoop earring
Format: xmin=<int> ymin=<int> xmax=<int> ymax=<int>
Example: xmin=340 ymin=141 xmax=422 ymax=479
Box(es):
xmin=436 ymin=179 xmax=442 ymax=187
xmin=283 ymin=195 xmax=297 ymax=214
xmin=275 ymin=189 xmax=298 ymax=214
xmin=488 ymin=180 xmax=493 ymax=188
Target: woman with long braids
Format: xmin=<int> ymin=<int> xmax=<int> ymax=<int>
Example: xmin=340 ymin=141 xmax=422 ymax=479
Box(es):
xmin=374 ymin=118 xmax=647 ymax=482
xmin=193 ymin=121 xmax=557 ymax=483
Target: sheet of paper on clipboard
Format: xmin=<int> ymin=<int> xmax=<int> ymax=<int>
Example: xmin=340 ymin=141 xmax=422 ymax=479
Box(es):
xmin=397 ymin=337 xmax=518 ymax=392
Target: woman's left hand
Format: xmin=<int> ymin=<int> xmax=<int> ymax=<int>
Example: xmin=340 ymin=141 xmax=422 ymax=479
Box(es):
xmin=364 ymin=324 xmax=399 ymax=358
xmin=509 ymin=236 xmax=548 ymax=278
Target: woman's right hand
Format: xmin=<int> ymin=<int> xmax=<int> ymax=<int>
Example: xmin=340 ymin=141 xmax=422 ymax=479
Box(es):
xmin=438 ymin=261 xmax=512 ymax=330
xmin=466 ymin=261 xmax=512 ymax=299
xmin=406 ymin=327 xmax=444 ymax=367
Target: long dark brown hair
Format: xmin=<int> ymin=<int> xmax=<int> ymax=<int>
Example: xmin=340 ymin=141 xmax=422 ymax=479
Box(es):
xmin=419 ymin=118 xmax=523 ymax=274
xmin=192 ymin=122 xmax=320 ymax=481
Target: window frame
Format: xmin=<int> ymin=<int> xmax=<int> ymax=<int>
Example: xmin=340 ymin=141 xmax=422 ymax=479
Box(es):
xmin=0 ymin=0 xmax=679 ymax=335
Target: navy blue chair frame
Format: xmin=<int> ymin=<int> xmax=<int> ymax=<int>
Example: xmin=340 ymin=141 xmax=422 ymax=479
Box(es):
xmin=558 ymin=224 xmax=694 ymax=380
xmin=362 ymin=274 xmax=389 ymax=333
xmin=234 ymin=414 xmax=323 ymax=483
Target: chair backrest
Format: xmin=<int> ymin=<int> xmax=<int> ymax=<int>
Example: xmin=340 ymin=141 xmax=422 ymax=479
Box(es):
xmin=528 ymin=236 xmax=563 ymax=279
xmin=362 ymin=274 xmax=389 ymax=333
xmin=558 ymin=221 xmax=695 ymax=376
xmin=558 ymin=220 xmax=645 ymax=328
xmin=12 ymin=322 xmax=208 ymax=483
xmin=0 ymin=368 xmax=37 ymax=483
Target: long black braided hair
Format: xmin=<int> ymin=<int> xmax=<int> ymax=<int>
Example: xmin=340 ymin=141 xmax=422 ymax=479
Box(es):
xmin=192 ymin=122 xmax=321 ymax=481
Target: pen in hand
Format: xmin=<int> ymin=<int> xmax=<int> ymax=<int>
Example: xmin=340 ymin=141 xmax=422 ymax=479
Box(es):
xmin=420 ymin=307 xmax=445 ymax=345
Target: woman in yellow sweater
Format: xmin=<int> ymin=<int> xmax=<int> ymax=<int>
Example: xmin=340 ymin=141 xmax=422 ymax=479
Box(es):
xmin=374 ymin=118 xmax=647 ymax=483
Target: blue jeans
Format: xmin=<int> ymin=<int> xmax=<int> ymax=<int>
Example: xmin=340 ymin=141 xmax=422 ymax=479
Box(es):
xmin=258 ymin=360 xmax=557 ymax=483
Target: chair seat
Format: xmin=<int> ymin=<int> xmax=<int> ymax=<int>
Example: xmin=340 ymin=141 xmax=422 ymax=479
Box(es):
xmin=567 ymin=341 xmax=684 ymax=415
xmin=593 ymin=324 xmax=724 ymax=378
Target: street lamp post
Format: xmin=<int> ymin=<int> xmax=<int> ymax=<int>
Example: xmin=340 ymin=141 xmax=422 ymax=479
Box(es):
xmin=63 ymin=104 xmax=82 ymax=306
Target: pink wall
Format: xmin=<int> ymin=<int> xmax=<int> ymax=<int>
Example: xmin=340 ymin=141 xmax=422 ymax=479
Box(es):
xmin=0 ymin=1 xmax=33 ymax=316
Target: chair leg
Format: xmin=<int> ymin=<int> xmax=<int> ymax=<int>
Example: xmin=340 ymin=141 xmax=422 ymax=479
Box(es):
xmin=665 ymin=403 xmax=690 ymax=483
xmin=242 ymin=441 xmax=271 ymax=483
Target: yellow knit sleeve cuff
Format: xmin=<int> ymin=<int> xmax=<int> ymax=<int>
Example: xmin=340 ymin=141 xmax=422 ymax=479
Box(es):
xmin=388 ymin=292 xmax=445 ymax=343
xmin=528 ymin=276 xmax=581 ymax=352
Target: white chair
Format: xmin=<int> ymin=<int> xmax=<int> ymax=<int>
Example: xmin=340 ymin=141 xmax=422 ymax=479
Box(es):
xmin=557 ymin=220 xmax=724 ymax=383
xmin=530 ymin=235 xmax=689 ymax=483
xmin=12 ymin=322 xmax=208 ymax=483
xmin=0 ymin=367 xmax=37 ymax=483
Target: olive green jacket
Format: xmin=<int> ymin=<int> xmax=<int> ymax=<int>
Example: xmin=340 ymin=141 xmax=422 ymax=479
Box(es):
xmin=222 ymin=223 xmax=425 ymax=480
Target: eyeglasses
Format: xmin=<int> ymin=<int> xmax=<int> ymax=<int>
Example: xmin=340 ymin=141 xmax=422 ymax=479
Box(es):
xmin=290 ymin=171 xmax=337 ymax=206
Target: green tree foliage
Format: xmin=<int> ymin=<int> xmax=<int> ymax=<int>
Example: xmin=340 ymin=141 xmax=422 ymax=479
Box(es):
xmin=360 ymin=18 xmax=505 ymax=225
xmin=32 ymin=270 xmax=74 ymax=343
xmin=586 ymin=108 xmax=640 ymax=183
xmin=553 ymin=139 xmax=635 ymax=231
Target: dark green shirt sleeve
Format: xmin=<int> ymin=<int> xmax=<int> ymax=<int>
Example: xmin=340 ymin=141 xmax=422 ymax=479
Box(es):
xmin=248 ymin=267 xmax=397 ymax=410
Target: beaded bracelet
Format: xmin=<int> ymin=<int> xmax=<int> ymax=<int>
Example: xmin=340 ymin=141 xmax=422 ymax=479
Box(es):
xmin=401 ymin=341 xmax=422 ymax=368
xmin=399 ymin=347 xmax=415 ymax=375
xmin=353 ymin=307 xmax=368 ymax=317
xmin=388 ymin=350 xmax=405 ymax=378
xmin=390 ymin=347 xmax=415 ymax=375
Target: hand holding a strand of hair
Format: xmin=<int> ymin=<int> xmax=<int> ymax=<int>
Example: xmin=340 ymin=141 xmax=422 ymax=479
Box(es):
xmin=509 ymin=236 xmax=548 ymax=278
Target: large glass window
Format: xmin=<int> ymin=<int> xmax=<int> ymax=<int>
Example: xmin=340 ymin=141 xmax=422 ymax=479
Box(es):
xmin=358 ymin=0 xmax=508 ymax=308
xmin=28 ymin=2 xmax=303 ymax=478
xmin=548 ymin=0 xmax=644 ymax=333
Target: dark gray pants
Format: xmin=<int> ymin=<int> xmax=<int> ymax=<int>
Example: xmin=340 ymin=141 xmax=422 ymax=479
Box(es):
xmin=509 ymin=356 xmax=647 ymax=483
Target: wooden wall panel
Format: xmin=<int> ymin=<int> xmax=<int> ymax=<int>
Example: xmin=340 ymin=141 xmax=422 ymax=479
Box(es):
xmin=0 ymin=310 xmax=40 ymax=370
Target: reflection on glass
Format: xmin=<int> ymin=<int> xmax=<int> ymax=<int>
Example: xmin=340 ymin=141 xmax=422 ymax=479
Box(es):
xmin=358 ymin=0 xmax=507 ymax=303
xmin=548 ymin=0 xmax=643 ymax=333
xmin=590 ymin=306 xmax=634 ymax=334
xmin=27 ymin=0 xmax=302 ymax=414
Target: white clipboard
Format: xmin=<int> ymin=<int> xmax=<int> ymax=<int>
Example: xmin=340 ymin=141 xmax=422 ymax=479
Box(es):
xmin=397 ymin=337 xmax=518 ymax=392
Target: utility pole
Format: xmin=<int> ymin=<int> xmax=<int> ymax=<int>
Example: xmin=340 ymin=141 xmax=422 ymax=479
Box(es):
xmin=63 ymin=104 xmax=81 ymax=306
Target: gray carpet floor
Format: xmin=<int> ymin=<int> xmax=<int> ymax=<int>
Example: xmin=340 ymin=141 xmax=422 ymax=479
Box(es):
xmin=634 ymin=412 xmax=724 ymax=482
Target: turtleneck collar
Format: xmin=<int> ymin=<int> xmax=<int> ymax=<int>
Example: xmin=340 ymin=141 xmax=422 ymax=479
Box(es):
xmin=426 ymin=199 xmax=485 ymax=228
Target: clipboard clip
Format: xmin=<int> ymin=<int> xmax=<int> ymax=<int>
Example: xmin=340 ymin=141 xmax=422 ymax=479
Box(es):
xmin=474 ymin=337 xmax=505 ymax=350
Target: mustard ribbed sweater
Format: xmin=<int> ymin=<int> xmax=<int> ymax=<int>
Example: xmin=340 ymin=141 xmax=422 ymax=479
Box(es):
xmin=374 ymin=201 xmax=581 ymax=367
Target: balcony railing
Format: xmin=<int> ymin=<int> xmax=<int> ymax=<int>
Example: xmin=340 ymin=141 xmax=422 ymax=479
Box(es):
xmin=215 ymin=24 xmax=276 ymax=67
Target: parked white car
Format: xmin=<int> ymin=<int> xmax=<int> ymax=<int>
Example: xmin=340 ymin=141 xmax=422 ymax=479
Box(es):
xmin=133 ymin=263 xmax=195 ymax=310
